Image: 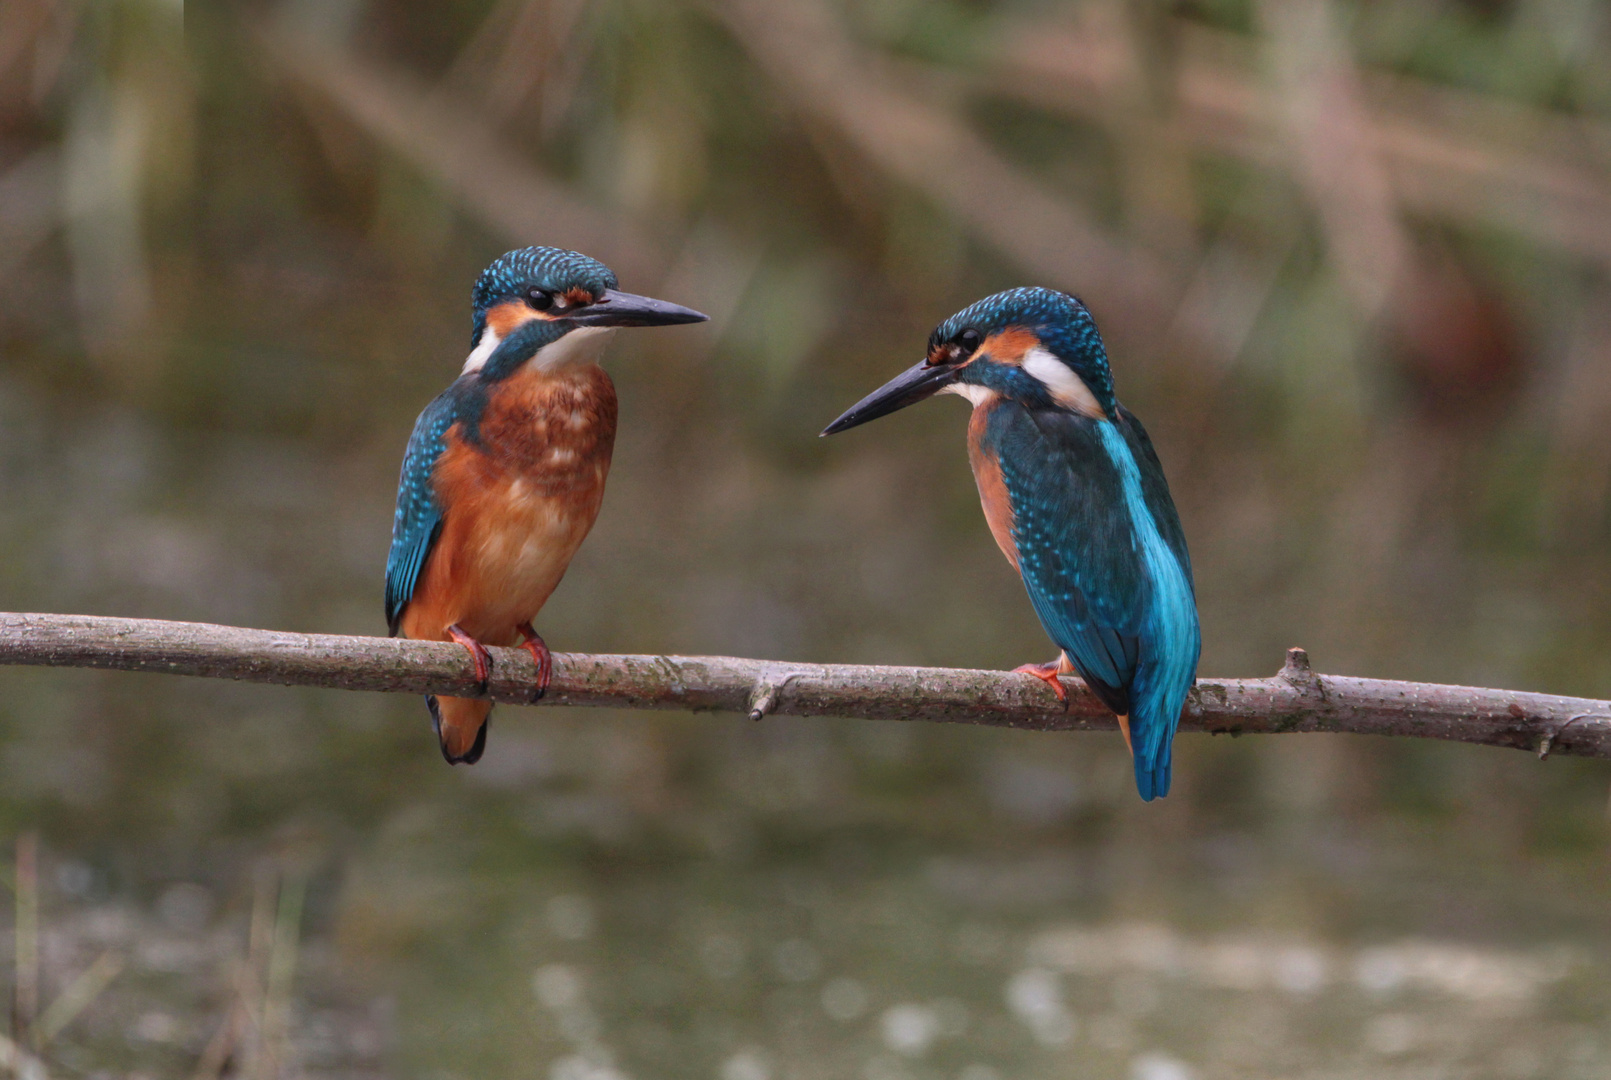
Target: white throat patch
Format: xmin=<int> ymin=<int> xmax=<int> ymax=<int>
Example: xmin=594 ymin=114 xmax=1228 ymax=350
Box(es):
xmin=941 ymin=383 xmax=999 ymax=407
xmin=462 ymin=326 xmax=501 ymax=374
xmin=529 ymin=325 xmax=616 ymax=370
xmin=1022 ymin=345 xmax=1105 ymax=418
xmin=462 ymin=324 xmax=617 ymax=375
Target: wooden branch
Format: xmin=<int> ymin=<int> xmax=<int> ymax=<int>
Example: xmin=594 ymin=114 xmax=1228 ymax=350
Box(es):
xmin=1 ymin=614 xmax=1608 ymax=761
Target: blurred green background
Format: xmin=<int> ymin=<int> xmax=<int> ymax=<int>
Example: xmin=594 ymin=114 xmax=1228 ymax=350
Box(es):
xmin=1 ymin=0 xmax=1610 ymax=1076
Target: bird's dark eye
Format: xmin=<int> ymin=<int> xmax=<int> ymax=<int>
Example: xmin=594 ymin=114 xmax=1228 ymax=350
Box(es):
xmin=527 ymin=289 xmax=555 ymax=312
xmin=957 ymin=328 xmax=982 ymax=354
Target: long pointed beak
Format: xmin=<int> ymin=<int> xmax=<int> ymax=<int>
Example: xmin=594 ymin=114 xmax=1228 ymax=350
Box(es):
xmin=821 ymin=360 xmax=956 ymax=436
xmin=569 ymin=289 xmax=708 ymax=327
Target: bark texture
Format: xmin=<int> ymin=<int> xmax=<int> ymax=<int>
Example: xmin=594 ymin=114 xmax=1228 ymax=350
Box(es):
xmin=1 ymin=613 xmax=1608 ymax=759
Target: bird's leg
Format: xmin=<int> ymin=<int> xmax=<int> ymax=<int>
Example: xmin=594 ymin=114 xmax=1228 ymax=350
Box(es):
xmin=445 ymin=623 xmax=492 ymax=691
xmin=1014 ymin=662 xmax=1068 ymax=703
xmin=516 ymin=622 xmax=552 ymax=704
xmin=1013 ymin=652 xmax=1076 ymax=705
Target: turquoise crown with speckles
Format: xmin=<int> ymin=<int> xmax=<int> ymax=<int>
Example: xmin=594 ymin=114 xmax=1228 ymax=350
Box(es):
xmin=471 ymin=247 xmax=619 ymax=342
xmin=931 ymin=287 xmax=1116 ymax=413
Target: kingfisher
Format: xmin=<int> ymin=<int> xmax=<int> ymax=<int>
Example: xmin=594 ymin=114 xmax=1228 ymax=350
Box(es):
xmin=823 ymin=288 xmax=1200 ymax=800
xmin=386 ymin=246 xmax=706 ymax=764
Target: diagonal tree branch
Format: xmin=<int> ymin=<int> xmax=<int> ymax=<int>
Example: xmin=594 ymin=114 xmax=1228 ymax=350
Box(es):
xmin=253 ymin=22 xmax=662 ymax=285
xmin=991 ymin=14 xmax=1611 ymax=268
xmin=706 ymin=0 xmax=1193 ymax=349
xmin=1 ymin=613 xmax=1607 ymax=761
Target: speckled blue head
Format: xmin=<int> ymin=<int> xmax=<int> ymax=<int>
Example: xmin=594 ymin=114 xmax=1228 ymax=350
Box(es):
xmin=933 ymin=287 xmax=1115 ymax=414
xmin=823 ymin=286 xmax=1117 ymax=436
xmin=471 ymin=247 xmax=619 ymax=346
xmin=460 ymin=247 xmax=707 ymax=382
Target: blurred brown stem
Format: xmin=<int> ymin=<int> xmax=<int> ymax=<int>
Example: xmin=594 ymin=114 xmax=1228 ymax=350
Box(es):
xmin=0 ymin=615 xmax=1607 ymax=762
xmin=11 ymin=835 xmax=36 ymax=1051
xmin=255 ymin=21 xmax=660 ymax=284
xmin=993 ymin=14 xmax=1611 ymax=267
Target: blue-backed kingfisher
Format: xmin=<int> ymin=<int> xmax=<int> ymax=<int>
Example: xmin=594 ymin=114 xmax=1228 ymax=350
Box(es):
xmin=823 ymin=288 xmax=1200 ymax=800
xmin=386 ymin=247 xmax=706 ymax=764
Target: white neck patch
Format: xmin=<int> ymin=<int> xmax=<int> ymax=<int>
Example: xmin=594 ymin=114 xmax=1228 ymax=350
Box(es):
xmin=941 ymin=383 xmax=999 ymax=408
xmin=462 ymin=324 xmax=617 ymax=376
xmin=530 ymin=325 xmax=616 ymax=370
xmin=462 ymin=326 xmax=502 ymax=374
xmin=1022 ymin=345 xmax=1105 ymax=418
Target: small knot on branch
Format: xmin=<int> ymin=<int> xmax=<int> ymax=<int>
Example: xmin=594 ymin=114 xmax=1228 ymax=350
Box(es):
xmin=1277 ymin=647 xmax=1326 ymax=702
xmin=1538 ymin=712 xmax=1605 ymax=760
xmin=747 ymin=671 xmax=806 ymax=722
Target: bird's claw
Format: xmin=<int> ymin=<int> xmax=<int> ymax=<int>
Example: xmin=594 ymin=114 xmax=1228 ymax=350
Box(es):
xmin=446 ymin=623 xmax=492 ymax=692
xmin=1014 ymin=661 xmax=1069 ymax=705
xmin=517 ymin=622 xmax=552 ymax=704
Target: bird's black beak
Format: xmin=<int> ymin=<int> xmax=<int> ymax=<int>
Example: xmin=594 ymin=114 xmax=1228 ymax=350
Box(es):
xmin=568 ymin=289 xmax=708 ymax=327
xmin=821 ymin=360 xmax=957 ymax=436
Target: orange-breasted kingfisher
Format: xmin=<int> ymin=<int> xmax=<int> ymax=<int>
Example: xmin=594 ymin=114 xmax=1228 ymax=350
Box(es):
xmin=386 ymin=246 xmax=707 ymax=764
xmin=823 ymin=288 xmax=1200 ymax=800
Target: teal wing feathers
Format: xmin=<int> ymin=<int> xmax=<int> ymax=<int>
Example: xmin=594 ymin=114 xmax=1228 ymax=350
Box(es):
xmin=385 ymin=391 xmax=457 ymax=635
xmin=983 ymin=401 xmax=1200 ymax=800
xmin=1117 ymin=403 xmax=1194 ymax=586
xmin=986 ymin=403 xmax=1144 ymax=715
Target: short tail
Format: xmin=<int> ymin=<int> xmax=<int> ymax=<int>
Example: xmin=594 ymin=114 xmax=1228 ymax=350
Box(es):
xmin=1129 ymin=702 xmax=1180 ymax=802
xmin=1133 ymin=753 xmax=1172 ymax=802
xmin=426 ymin=695 xmax=491 ymax=765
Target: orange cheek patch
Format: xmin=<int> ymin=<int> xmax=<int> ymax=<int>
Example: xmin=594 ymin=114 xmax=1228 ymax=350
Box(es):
xmin=484 ymin=300 xmax=542 ymax=337
xmin=980 ymin=327 xmax=1039 ymax=365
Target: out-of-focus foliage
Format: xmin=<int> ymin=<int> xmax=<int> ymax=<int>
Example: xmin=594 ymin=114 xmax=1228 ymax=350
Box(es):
xmin=1 ymin=0 xmax=1610 ymax=1076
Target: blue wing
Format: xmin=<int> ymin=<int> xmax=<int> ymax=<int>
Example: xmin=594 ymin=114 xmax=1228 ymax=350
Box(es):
xmin=985 ymin=402 xmax=1142 ymax=713
xmin=1117 ymin=404 xmax=1194 ymax=590
xmin=984 ymin=402 xmax=1200 ymax=800
xmin=384 ymin=390 xmax=457 ymax=635
xmin=1106 ymin=406 xmax=1200 ymax=799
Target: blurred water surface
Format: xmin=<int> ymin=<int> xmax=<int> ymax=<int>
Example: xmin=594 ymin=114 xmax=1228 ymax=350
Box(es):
xmin=1 ymin=0 xmax=1610 ymax=1076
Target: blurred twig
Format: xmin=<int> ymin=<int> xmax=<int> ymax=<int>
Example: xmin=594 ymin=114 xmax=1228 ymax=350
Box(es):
xmin=1 ymin=615 xmax=1609 ymax=761
xmin=0 ymin=837 xmax=122 ymax=1078
xmin=253 ymin=21 xmax=661 ymax=284
xmin=0 ymin=151 xmax=59 ymax=281
xmin=1257 ymin=0 xmax=1409 ymax=320
xmin=0 ymin=1032 xmax=48 ymax=1080
xmin=445 ymin=0 xmax=593 ymax=130
xmin=11 ymin=837 xmax=36 ymax=1051
xmin=0 ymin=0 xmax=52 ymax=82
xmin=707 ymin=0 xmax=1217 ymax=360
xmin=193 ymin=869 xmax=278 ymax=1080
xmin=190 ymin=1003 xmax=243 ymax=1080
xmin=34 ymin=952 xmax=122 ymax=1049
xmin=253 ymin=875 xmax=304 ymax=1080
xmin=991 ymin=14 xmax=1611 ymax=267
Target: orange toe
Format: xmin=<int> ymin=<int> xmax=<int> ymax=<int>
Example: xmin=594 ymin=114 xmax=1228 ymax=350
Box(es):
xmin=517 ymin=622 xmax=553 ymax=703
xmin=446 ymin=623 xmax=492 ymax=686
xmin=1014 ymin=661 xmax=1069 ymax=704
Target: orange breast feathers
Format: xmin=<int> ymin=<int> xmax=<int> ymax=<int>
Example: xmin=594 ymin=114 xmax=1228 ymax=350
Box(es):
xmin=400 ymin=364 xmax=619 ymax=647
xmin=966 ymin=404 xmax=1020 ymax=571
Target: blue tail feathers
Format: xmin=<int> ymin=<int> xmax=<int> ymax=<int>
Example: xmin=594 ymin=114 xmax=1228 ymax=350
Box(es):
xmin=1134 ymin=753 xmax=1172 ymax=801
xmin=1129 ymin=682 xmax=1185 ymax=801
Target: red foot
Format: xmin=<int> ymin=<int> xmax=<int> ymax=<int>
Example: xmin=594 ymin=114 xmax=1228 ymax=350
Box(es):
xmin=446 ymin=623 xmax=492 ymax=689
xmin=517 ymin=622 xmax=552 ymax=703
xmin=1014 ymin=661 xmax=1069 ymax=704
